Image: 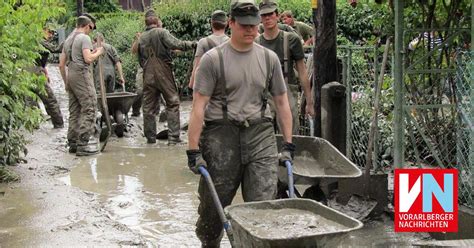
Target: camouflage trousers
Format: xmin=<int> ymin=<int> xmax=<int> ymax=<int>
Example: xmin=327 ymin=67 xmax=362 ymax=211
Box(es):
xmin=269 ymin=84 xmax=300 ymax=134
xmin=196 ymin=120 xmax=278 ymax=247
xmin=142 ymin=57 xmax=180 ymax=140
xmin=94 ymin=65 xmax=116 ymax=93
xmin=67 ymin=64 xmax=98 ymax=146
xmin=132 ymin=66 xmax=143 ymax=115
xmin=30 ymin=66 xmax=64 ymax=127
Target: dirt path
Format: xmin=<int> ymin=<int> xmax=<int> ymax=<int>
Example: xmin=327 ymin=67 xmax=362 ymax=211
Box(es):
xmin=0 ymin=65 xmax=150 ymax=247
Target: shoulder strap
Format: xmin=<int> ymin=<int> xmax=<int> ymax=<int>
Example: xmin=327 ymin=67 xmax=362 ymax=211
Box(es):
xmin=216 ymin=46 xmax=228 ymax=120
xmin=66 ymin=32 xmax=81 ymax=64
xmin=283 ymin=31 xmax=289 ymax=84
xmin=205 ymin=37 xmax=217 ymax=53
xmin=261 ymin=48 xmax=271 ymax=118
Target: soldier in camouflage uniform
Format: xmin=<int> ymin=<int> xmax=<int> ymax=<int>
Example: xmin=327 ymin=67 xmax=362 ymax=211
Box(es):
xmin=256 ymin=0 xmax=314 ymax=134
xmin=136 ymin=10 xmax=196 ymax=144
xmin=59 ymin=15 xmax=104 ymax=156
xmin=188 ymin=10 xmax=229 ymax=89
xmin=186 ymin=0 xmax=295 ymax=246
xmin=33 ymin=26 xmax=64 ymax=128
xmin=92 ymin=33 xmax=125 ymax=93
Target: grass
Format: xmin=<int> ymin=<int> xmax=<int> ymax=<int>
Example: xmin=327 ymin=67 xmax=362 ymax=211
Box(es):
xmin=0 ymin=166 xmax=20 ymax=183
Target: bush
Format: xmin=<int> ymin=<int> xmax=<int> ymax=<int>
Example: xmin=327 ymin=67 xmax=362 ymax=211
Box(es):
xmin=0 ymin=1 xmax=64 ymax=168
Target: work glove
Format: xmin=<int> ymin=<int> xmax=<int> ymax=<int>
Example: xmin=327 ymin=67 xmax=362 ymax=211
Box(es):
xmin=279 ymin=142 xmax=296 ymax=167
xmin=186 ymin=149 xmax=207 ymax=174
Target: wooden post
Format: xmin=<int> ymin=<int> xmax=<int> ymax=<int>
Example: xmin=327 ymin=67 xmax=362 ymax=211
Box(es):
xmin=76 ymin=0 xmax=83 ymax=16
xmin=313 ymin=0 xmax=337 ymax=137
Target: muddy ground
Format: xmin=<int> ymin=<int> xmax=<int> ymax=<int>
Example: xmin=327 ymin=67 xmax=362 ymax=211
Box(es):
xmin=0 ymin=65 xmax=431 ymax=247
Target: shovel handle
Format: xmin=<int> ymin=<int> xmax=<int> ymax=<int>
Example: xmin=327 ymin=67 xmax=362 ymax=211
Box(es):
xmin=285 ymin=161 xmax=296 ymax=198
xmin=198 ymin=166 xmax=235 ymax=246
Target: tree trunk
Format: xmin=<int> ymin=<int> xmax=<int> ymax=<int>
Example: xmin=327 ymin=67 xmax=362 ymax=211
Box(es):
xmin=76 ymin=0 xmax=83 ymax=16
xmin=313 ymin=0 xmax=337 ymax=137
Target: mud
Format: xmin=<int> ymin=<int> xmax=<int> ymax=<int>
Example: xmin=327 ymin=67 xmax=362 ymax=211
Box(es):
xmin=0 ymin=65 xmax=431 ymax=247
xmin=230 ymin=208 xmax=347 ymax=239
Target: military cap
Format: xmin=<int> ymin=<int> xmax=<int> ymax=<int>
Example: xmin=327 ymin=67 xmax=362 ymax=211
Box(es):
xmin=259 ymin=0 xmax=278 ymax=15
xmin=230 ymin=0 xmax=260 ymax=25
xmin=211 ymin=10 xmax=227 ymax=24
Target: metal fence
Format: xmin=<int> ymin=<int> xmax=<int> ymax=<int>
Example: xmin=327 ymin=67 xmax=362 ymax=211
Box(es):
xmin=339 ymin=46 xmax=394 ymax=171
xmin=455 ymin=51 xmax=473 ymax=208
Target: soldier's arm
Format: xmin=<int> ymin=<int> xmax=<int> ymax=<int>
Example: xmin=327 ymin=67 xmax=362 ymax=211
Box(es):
xmin=189 ymin=57 xmax=201 ymax=89
xmin=295 ymin=59 xmax=314 ymax=117
xmin=274 ymin=93 xmax=293 ymax=143
xmin=161 ymin=29 xmax=195 ymax=51
xmin=59 ymin=50 xmax=68 ymax=89
xmin=188 ymin=91 xmax=210 ymax=150
xmin=131 ymin=32 xmax=141 ymax=54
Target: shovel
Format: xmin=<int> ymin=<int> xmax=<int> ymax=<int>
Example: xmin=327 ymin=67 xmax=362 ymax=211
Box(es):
xmin=198 ymin=166 xmax=235 ymax=247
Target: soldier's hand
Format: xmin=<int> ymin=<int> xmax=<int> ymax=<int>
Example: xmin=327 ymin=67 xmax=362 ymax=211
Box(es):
xmin=95 ymin=46 xmax=105 ymax=55
xmin=135 ymin=32 xmax=141 ymax=39
xmin=278 ymin=142 xmax=296 ymax=167
xmin=191 ymin=41 xmax=198 ymax=49
xmin=186 ymin=149 xmax=207 ymax=174
xmin=119 ymin=77 xmax=125 ymax=85
xmin=305 ymin=99 xmax=315 ymax=117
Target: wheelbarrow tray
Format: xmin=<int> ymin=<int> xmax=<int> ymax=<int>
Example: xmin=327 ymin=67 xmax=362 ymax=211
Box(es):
xmin=225 ymin=198 xmax=363 ymax=247
xmin=276 ymin=135 xmax=362 ymax=185
xmin=97 ymin=92 xmax=137 ymax=114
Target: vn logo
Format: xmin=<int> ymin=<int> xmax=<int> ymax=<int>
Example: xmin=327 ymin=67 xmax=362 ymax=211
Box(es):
xmin=394 ymin=169 xmax=458 ymax=232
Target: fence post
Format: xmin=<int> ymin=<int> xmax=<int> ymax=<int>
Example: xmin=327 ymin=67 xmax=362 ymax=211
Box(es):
xmin=394 ymin=0 xmax=405 ymax=169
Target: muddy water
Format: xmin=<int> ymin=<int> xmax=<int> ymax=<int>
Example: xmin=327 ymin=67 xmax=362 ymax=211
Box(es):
xmin=60 ymin=142 xmax=240 ymax=246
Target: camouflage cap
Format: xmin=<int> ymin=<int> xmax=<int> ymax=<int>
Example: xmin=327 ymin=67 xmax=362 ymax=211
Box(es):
xmin=230 ymin=0 xmax=260 ymax=25
xmin=211 ymin=10 xmax=227 ymax=24
xmin=259 ymin=0 xmax=278 ymax=15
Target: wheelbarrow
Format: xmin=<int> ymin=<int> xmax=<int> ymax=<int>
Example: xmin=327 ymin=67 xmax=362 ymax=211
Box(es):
xmin=225 ymin=198 xmax=363 ymax=247
xmin=276 ymin=135 xmax=362 ymax=203
xmin=97 ymin=91 xmax=137 ymax=138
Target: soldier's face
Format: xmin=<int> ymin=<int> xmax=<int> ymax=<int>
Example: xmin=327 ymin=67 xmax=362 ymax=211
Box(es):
xmin=281 ymin=15 xmax=293 ymax=26
xmin=229 ymin=19 xmax=258 ymax=45
xmin=260 ymin=12 xmax=278 ymax=29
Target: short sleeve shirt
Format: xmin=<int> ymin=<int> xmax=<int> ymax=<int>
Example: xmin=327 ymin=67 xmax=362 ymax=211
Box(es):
xmin=256 ymin=31 xmax=305 ymax=85
xmin=195 ymin=34 xmax=229 ymax=58
xmin=293 ymin=21 xmax=313 ymax=42
xmin=64 ymin=33 xmax=93 ymax=70
xmin=194 ymin=42 xmax=286 ymax=122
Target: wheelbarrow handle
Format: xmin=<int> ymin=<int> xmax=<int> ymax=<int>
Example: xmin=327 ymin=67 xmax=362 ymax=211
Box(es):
xmin=198 ymin=166 xmax=235 ymax=246
xmin=284 ymin=160 xmax=296 ymax=198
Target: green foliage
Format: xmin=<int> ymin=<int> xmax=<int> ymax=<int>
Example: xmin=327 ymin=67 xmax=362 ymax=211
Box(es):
xmin=84 ymin=0 xmax=120 ymax=13
xmin=0 ymin=1 xmax=64 ymax=166
xmin=0 ymin=166 xmax=19 ymax=183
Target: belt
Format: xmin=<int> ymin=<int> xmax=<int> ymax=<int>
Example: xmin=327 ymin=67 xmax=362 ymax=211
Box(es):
xmin=205 ymin=118 xmax=272 ymax=128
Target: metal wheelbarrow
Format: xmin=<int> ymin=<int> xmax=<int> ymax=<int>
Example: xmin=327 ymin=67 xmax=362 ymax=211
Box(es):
xmin=276 ymin=135 xmax=362 ymax=203
xmin=97 ymin=91 xmax=137 ymax=138
xmin=225 ymin=198 xmax=363 ymax=247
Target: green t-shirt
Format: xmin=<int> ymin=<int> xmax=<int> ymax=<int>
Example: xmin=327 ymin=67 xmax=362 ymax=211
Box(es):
xmin=256 ymin=30 xmax=304 ymax=85
xmin=293 ymin=21 xmax=313 ymax=42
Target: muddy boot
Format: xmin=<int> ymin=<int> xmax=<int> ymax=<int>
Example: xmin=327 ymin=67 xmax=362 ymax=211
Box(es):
xmin=146 ymin=136 xmax=156 ymax=144
xmin=167 ymin=136 xmax=182 ymax=146
xmin=68 ymin=140 xmax=77 ymax=153
xmin=76 ymin=138 xmax=100 ymax=156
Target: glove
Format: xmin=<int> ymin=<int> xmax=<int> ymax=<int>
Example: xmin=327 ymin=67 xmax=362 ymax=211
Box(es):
xmin=279 ymin=142 xmax=296 ymax=166
xmin=186 ymin=149 xmax=207 ymax=174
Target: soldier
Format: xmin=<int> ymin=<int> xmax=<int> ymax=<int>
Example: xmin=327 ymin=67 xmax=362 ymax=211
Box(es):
xmin=188 ymin=10 xmax=229 ymax=89
xmin=136 ymin=10 xmax=196 ymax=145
xmin=59 ymin=15 xmax=104 ymax=155
xmin=280 ymin=10 xmax=314 ymax=45
xmin=256 ymin=0 xmax=314 ymax=134
xmin=33 ymin=25 xmax=64 ymax=128
xmin=186 ymin=0 xmax=295 ymax=246
xmin=92 ymin=33 xmax=125 ymax=93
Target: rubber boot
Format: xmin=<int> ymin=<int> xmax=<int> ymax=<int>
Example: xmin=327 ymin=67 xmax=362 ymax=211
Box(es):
xmin=76 ymin=137 xmax=100 ymax=156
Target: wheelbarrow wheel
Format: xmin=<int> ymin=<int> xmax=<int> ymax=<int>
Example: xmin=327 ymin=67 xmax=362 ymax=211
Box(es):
xmin=114 ymin=109 xmax=124 ymax=137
